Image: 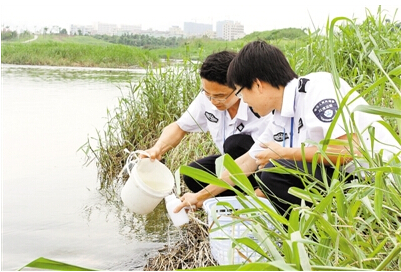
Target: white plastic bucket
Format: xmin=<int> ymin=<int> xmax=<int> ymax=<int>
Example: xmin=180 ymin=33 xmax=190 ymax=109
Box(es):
xmin=120 ymin=151 xmax=174 ymax=215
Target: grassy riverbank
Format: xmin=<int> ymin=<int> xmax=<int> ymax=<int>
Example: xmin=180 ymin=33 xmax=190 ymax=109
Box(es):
xmin=1 ymin=29 xmax=306 ymax=68
xmin=1 ymin=35 xmax=161 ymax=68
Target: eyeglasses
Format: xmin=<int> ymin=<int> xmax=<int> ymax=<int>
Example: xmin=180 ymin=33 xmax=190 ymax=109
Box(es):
xmin=235 ymin=86 xmax=245 ymax=99
xmin=202 ymin=88 xmax=236 ymax=102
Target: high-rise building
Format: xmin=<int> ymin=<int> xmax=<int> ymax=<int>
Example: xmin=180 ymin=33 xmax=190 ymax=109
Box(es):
xmin=183 ymin=22 xmax=213 ymax=38
xmin=216 ymin=20 xmax=245 ymax=41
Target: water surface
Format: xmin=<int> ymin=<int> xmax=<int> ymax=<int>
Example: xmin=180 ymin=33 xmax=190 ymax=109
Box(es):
xmin=1 ymin=64 xmax=175 ymax=270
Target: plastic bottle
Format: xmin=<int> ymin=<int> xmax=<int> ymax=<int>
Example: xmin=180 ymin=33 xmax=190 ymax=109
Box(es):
xmin=165 ymin=194 xmax=189 ymax=227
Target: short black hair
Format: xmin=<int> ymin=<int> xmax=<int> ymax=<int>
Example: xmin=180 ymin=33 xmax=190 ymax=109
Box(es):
xmin=200 ymin=51 xmax=237 ymax=86
xmin=227 ymin=40 xmax=298 ymax=89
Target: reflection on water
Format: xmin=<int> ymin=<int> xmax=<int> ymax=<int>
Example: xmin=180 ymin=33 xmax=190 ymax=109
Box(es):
xmin=87 ymin=185 xmax=176 ymax=243
xmin=1 ymin=64 xmax=146 ymax=83
xmin=1 ymin=64 xmax=177 ymax=271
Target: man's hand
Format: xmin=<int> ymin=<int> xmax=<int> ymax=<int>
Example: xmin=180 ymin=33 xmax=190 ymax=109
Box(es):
xmin=255 ymin=141 xmax=284 ymax=168
xmin=140 ymin=146 xmax=162 ymax=161
xmin=173 ymin=192 xmax=204 ymax=213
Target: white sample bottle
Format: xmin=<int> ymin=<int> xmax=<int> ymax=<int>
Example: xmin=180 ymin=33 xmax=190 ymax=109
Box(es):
xmin=165 ymin=194 xmax=189 ymax=227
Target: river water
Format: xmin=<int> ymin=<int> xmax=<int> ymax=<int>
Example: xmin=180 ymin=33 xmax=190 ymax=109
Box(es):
xmin=1 ymin=64 xmax=176 ymax=270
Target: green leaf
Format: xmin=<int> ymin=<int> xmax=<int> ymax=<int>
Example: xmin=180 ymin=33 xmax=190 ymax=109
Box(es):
xmin=235 ymin=262 xmax=283 ymax=271
xmin=252 ymin=223 xmax=284 ymax=262
xmin=353 ymin=104 xmax=401 ymax=118
xmin=374 ymin=171 xmax=384 ymax=219
xmin=375 ymin=243 xmax=401 ymax=271
xmin=218 ymin=154 xmax=254 ymax=194
xmin=291 ymin=231 xmax=312 ymax=271
xmin=335 ymin=186 xmax=346 ymax=219
xmin=235 ymin=237 xmax=270 ymax=259
xmin=179 ymin=165 xmax=233 ymax=190
xmin=19 ymin=257 xmax=97 ymax=271
xmin=288 ymin=207 xmax=300 ymax=234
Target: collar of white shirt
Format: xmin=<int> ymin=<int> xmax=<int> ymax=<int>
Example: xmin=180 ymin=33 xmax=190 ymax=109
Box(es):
xmin=280 ymin=78 xmax=298 ymax=118
xmin=224 ymin=98 xmax=250 ymax=125
xmin=235 ymin=99 xmax=251 ymax=121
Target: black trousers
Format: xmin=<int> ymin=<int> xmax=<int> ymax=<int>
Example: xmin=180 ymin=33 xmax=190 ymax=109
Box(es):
xmin=183 ymin=134 xmax=258 ymax=196
xmin=259 ymin=159 xmax=354 ymax=218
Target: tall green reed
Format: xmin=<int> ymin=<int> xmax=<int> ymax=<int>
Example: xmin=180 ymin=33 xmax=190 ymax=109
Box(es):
xmin=179 ymin=8 xmax=401 ymax=271
xmin=80 ymin=49 xmax=218 ymax=189
xmin=284 ymin=6 xmax=401 ymax=133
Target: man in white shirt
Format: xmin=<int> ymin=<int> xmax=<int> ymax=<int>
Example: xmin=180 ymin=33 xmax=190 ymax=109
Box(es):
xmin=175 ymin=41 xmax=399 ymax=217
xmin=143 ymin=50 xmax=270 ymax=195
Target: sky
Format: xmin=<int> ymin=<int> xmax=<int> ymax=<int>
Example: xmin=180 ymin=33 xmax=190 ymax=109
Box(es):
xmin=1 ymin=0 xmax=400 ymax=34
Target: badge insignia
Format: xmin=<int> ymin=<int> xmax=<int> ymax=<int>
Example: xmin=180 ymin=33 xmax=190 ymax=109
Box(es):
xmin=236 ymin=123 xmax=244 ymax=132
xmin=312 ymin=99 xmax=338 ymax=122
xmin=273 ymin=132 xmax=289 ymax=142
xmin=205 ymin=111 xmax=218 ymax=123
xmin=298 ymin=118 xmax=303 ymax=133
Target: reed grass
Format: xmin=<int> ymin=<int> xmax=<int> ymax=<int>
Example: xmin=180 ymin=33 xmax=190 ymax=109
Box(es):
xmin=177 ymin=8 xmax=401 ymax=271
xmin=78 ymin=6 xmax=401 ymax=271
xmin=79 ymin=48 xmax=219 ymax=190
xmin=1 ymin=36 xmax=160 ymax=68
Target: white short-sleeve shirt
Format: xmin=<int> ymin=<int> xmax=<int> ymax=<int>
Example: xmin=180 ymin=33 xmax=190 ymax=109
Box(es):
xmin=249 ymin=72 xmax=399 ymax=167
xmin=176 ymin=92 xmax=271 ymax=154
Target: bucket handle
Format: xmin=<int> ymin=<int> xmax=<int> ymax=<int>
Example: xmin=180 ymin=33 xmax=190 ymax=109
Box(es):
xmin=118 ymin=149 xmax=151 ymax=177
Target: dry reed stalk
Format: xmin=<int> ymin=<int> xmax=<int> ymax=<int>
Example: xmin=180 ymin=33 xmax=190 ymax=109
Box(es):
xmin=143 ymin=212 xmax=218 ymax=271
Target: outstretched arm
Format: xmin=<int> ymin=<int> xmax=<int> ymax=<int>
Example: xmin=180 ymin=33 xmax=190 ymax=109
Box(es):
xmin=142 ymin=122 xmax=187 ymax=160
xmin=254 ymin=134 xmax=360 ymax=168
xmin=174 ymin=152 xmax=258 ymax=212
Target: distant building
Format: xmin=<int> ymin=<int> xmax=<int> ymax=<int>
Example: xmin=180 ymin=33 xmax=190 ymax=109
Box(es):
xmin=183 ymin=22 xmax=213 ymax=37
xmin=68 ymin=20 xmax=244 ymax=39
xmin=118 ymin=24 xmax=141 ymax=35
xmin=70 ymin=24 xmax=94 ymax=35
xmin=203 ymin=29 xmax=216 ymax=39
xmin=93 ymin=22 xmax=118 ymax=35
xmin=168 ymin=26 xmax=184 ymax=38
xmin=216 ymin=20 xmax=245 ymax=41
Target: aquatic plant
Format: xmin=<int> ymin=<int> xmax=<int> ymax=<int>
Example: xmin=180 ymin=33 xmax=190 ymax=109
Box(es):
xmin=178 ymin=7 xmax=401 ymax=271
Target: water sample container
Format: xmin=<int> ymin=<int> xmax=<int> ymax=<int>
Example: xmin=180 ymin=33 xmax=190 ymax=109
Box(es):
xmin=165 ymin=194 xmax=189 ymax=227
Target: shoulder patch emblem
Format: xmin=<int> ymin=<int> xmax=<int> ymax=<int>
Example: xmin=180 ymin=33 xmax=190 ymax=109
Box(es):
xmin=312 ymin=99 xmax=338 ymax=122
xmin=205 ymin=111 xmax=218 ymax=123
